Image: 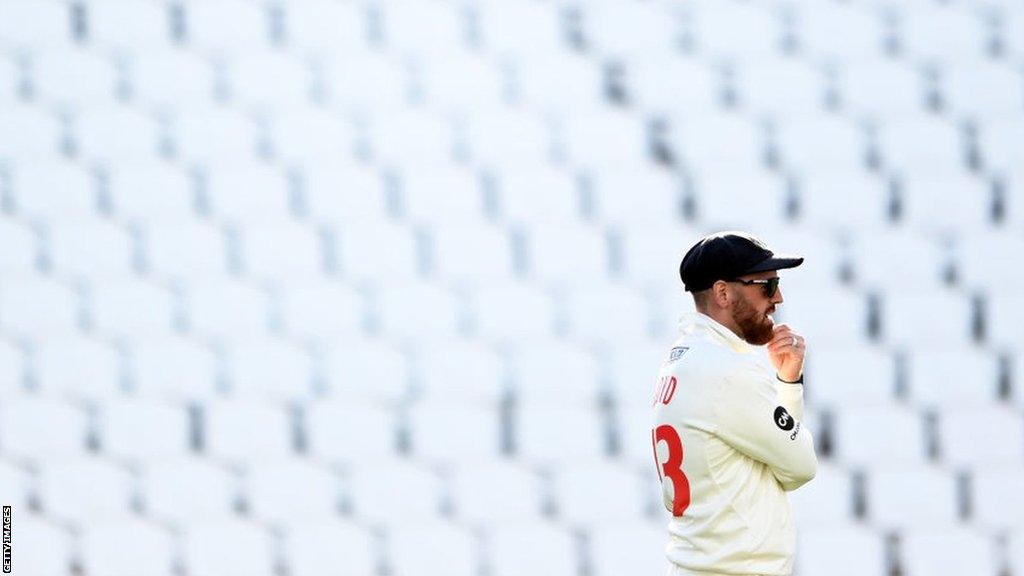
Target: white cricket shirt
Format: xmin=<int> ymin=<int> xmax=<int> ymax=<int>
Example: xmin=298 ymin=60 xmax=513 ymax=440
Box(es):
xmin=651 ymin=312 xmax=818 ymax=576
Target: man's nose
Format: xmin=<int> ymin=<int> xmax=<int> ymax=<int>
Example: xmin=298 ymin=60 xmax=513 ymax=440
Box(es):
xmin=772 ymin=288 xmax=784 ymax=305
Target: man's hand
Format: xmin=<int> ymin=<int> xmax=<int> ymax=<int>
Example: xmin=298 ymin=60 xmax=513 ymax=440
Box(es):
xmin=767 ymin=324 xmax=805 ymax=383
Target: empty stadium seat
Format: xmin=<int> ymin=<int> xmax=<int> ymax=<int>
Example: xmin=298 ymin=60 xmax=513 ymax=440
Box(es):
xmin=788 ymin=462 xmax=856 ymax=526
xmin=847 ymin=229 xmax=949 ymax=291
xmin=106 ymin=162 xmax=196 ymax=222
xmin=85 ymin=0 xmax=172 ymax=50
xmin=270 ymin=111 xmax=358 ymax=165
xmin=398 ymin=166 xmax=487 ymax=225
xmin=79 ymin=518 xmax=176 ymax=576
xmin=184 ymin=277 xmax=271 ymax=342
xmin=513 ymin=53 xmax=606 ymax=113
xmin=333 ymin=222 xmax=421 ymax=282
xmin=689 ymin=2 xmax=781 ymax=59
xmin=552 ymin=459 xmax=646 ymax=524
xmin=0 ymin=459 xmax=31 ymax=509
xmin=226 ymin=52 xmax=313 ymax=112
xmin=896 ymin=5 xmax=988 ymax=63
xmin=773 ymin=289 xmax=870 ymax=345
xmin=204 ymin=163 xmax=293 ymax=223
xmin=376 ymin=282 xmax=463 ymax=340
xmin=486 ymin=522 xmax=579 ymax=576
xmin=515 ymin=403 xmax=607 ymax=463
xmin=559 ymin=108 xmax=651 ymax=168
xmin=89 ymin=277 xmax=176 ymax=339
xmin=283 ymin=521 xmax=379 ymax=576
xmin=988 ymin=293 xmax=1024 ymax=350
xmin=369 ymin=110 xmax=459 ymax=166
xmin=618 ymin=226 xmax=700 ymax=290
xmin=8 ymin=161 xmax=97 ymax=219
xmin=171 ymin=109 xmax=260 ymax=162
xmin=803 ymin=344 xmax=896 ymax=408
xmin=897 ymin=170 xmax=994 ymax=233
xmin=938 ymin=406 xmax=1024 ymax=467
xmin=588 ymin=521 xmax=668 ymax=576
xmin=451 ymin=461 xmax=546 ymax=524
xmin=18 ymin=517 xmax=72 ymax=576
xmin=181 ymin=0 xmax=272 ymax=55
xmin=838 ymin=61 xmax=927 ymax=118
xmin=378 ymin=0 xmax=469 ymax=56
xmin=667 ymin=114 xmax=767 ymax=172
xmin=0 ymin=105 xmax=63 ymax=160
xmin=415 ymin=52 xmax=508 ymax=113
xmin=142 ymin=457 xmax=238 ymax=526
xmin=0 ymin=0 xmax=71 ymax=50
xmin=73 ymin=107 xmax=162 ymax=162
xmin=622 ymin=55 xmax=720 ymax=115
xmin=831 ymin=405 xmax=928 ymax=467
xmin=243 ymin=458 xmax=341 ymax=525
xmin=511 ymin=340 xmax=602 ymax=404
xmin=182 ymin=519 xmax=276 ymax=576
xmin=905 ymin=347 xmax=1000 ymax=407
xmin=46 ymin=219 xmax=135 ymax=279
xmin=976 ymin=117 xmax=1024 ymax=172
xmin=430 ymin=224 xmax=517 ymax=286
xmin=589 ymin=165 xmax=682 ymax=226
xmin=971 ymin=466 xmax=1024 ymax=531
xmin=31 ymin=49 xmax=118 ymax=107
xmin=463 ymin=110 xmax=555 ymax=168
xmin=691 ymin=168 xmax=790 ymax=228
xmin=143 ymin=220 xmax=229 ymax=280
xmin=99 ymin=398 xmax=190 ymax=463
xmin=0 ymin=218 xmax=37 ymax=276
xmin=735 ymin=58 xmax=826 ymax=116
xmin=127 ymin=50 xmax=216 ymax=109
xmin=0 ymin=396 xmax=87 ymax=463
xmin=775 ymin=116 xmax=868 ymax=175
xmin=577 ymin=0 xmax=678 ymax=58
xmin=387 ymin=522 xmax=479 ymax=576
xmin=33 ymin=336 xmax=120 ymax=400
xmin=129 ymin=336 xmax=219 ymax=401
xmin=236 ymin=221 xmax=324 ymax=282
xmin=37 ymin=456 xmax=134 ymax=524
xmin=471 ymin=282 xmax=557 ymax=343
xmin=319 ymin=340 xmax=410 ymax=403
xmin=279 ymin=281 xmax=365 ymax=341
xmin=412 ymin=339 xmax=504 ymax=403
xmin=222 ymin=339 xmax=315 ymax=400
xmin=409 ymin=401 xmax=502 ymax=462
xmin=203 ymin=399 xmax=293 ymax=464
xmin=300 ymin=164 xmax=389 ymax=224
xmin=796 ymin=524 xmax=888 ymax=576
xmin=880 ymin=290 xmax=976 ymax=347
xmin=866 ymin=465 xmax=960 ymax=529
xmin=523 ymin=225 xmax=610 ymax=286
xmin=953 ymin=230 xmax=1024 ymax=289
xmin=474 ymin=0 xmax=567 ymax=56
xmin=323 ymin=51 xmax=411 ymax=113
xmin=940 ymin=62 xmax=1024 ymax=118
xmin=347 ymin=458 xmax=444 ymax=524
xmin=305 ymin=401 xmax=398 ymax=464
xmin=900 ymin=527 xmax=998 ymax=576
xmin=492 ymin=167 xmax=583 ymax=226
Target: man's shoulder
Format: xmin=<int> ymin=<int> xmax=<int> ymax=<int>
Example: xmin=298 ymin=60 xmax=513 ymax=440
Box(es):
xmin=660 ymin=336 xmax=752 ymax=379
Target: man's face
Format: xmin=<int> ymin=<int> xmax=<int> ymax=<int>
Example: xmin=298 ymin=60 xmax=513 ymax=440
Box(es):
xmin=728 ymin=270 xmax=783 ymax=345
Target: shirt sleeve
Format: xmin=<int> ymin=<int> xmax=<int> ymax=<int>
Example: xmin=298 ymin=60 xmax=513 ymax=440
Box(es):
xmin=712 ymin=362 xmax=818 ymax=491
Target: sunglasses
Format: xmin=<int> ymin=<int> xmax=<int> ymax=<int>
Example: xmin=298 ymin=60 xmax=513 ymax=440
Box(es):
xmin=725 ymin=277 xmax=780 ymax=298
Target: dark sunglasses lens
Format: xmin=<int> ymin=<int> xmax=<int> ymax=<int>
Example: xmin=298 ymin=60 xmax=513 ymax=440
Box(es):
xmin=765 ymin=277 xmax=779 ymax=297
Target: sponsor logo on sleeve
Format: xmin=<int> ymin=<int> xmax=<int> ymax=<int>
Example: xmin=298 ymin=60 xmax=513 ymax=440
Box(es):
xmin=667 ymin=347 xmax=689 ymax=363
xmin=773 ymin=406 xmax=795 ymax=431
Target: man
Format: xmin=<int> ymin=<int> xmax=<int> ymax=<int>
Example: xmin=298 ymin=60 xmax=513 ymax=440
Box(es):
xmin=651 ymin=231 xmax=817 ymax=576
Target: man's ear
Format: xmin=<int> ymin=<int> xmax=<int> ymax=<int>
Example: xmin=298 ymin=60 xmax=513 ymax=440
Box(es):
xmin=712 ymin=280 xmax=730 ymax=308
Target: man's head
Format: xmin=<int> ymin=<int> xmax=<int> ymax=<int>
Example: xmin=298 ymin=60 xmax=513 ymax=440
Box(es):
xmin=680 ymin=231 xmax=802 ymax=345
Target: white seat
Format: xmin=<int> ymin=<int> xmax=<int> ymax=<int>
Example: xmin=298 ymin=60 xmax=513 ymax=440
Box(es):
xmin=560 ymin=108 xmax=651 ymax=168
xmin=86 ymin=0 xmax=171 ymax=50
xmin=271 ymin=111 xmax=358 ymax=165
xmin=283 ymin=0 xmax=368 ymax=53
xmin=451 ymin=461 xmax=545 ymax=524
xmin=204 ymin=399 xmax=293 ymax=465
xmin=832 ymin=406 xmax=928 ymax=467
xmin=589 ymin=165 xmax=682 ymax=226
xmin=512 ymin=341 xmax=601 ymax=404
xmin=941 ymin=62 xmax=1024 ymax=118
xmin=237 ymin=221 xmax=323 ymax=282
xmin=320 ymin=340 xmax=410 ymax=404
xmin=107 ymin=162 xmax=196 ymax=223
xmin=0 ymin=106 xmax=63 ymax=160
xmin=431 ymin=224 xmax=517 ymax=285
xmin=415 ymin=52 xmax=507 ymax=112
xmin=900 ymin=527 xmax=998 ymax=576
xmin=848 ymin=230 xmax=948 ymax=291
xmin=607 ymin=342 xmax=668 ymax=408
xmin=552 ymin=459 xmax=645 ymax=524
xmin=0 ymin=0 xmax=71 ymax=50
xmin=795 ymin=171 xmax=891 ymax=234
xmin=143 ymin=457 xmax=238 ymax=525
xmin=618 ymin=226 xmax=701 ymax=291
xmin=9 ymin=161 xmax=96 ymax=219
xmin=369 ymin=110 xmax=457 ymax=165
xmin=31 ymin=49 xmax=118 ymax=107
xmin=493 ymin=167 xmax=582 ymax=226
xmin=302 ymin=165 xmax=389 ymax=224
xmin=976 ymin=117 xmax=1024 ymax=173
xmin=37 ymin=456 xmax=133 ymax=524
xmin=881 ymin=290 xmax=974 ymax=347
xmin=617 ymin=403 xmax=656 ymax=467
xmin=388 ymin=522 xmax=478 ymax=576
xmin=623 ymin=55 xmax=720 ymax=115
xmin=223 ymin=339 xmax=314 ymax=400
xmin=898 ymin=170 xmax=993 ymax=233
xmin=279 ymin=281 xmax=364 ymax=341
xmin=0 ymin=277 xmax=80 ymax=340
xmin=524 ymin=225 xmax=609 ymax=286
xmin=305 ymin=401 xmax=398 ymax=464
xmin=588 ymin=521 xmax=668 ymax=576
xmin=839 ymin=60 xmax=927 ymax=117
xmin=89 ymin=277 xmax=175 ymax=339
xmin=787 ymin=462 xmax=856 ymax=526
xmin=578 ymin=1 xmax=676 ymax=59
xmin=181 ymin=0 xmax=271 ymax=55
xmin=398 ymin=166 xmax=486 ymax=225
xmin=988 ymin=293 xmax=1024 ymax=350
xmin=34 ymin=336 xmax=120 ymax=400
xmin=409 ymin=401 xmax=501 ymax=463
xmin=793 ymin=4 xmax=883 ymax=60
xmin=776 ymin=116 xmax=867 ymax=174
xmin=803 ymin=344 xmax=896 ymax=408
xmin=128 ymin=50 xmax=216 ymax=109
xmin=735 ymin=58 xmax=826 ymax=116
xmin=513 ymin=53 xmax=606 ymax=113
xmin=752 ymin=229 xmax=845 ymax=289
xmin=690 ymin=2 xmax=780 ymax=59
xmin=378 ymin=0 xmax=468 ymax=56
xmin=377 ymin=283 xmax=462 ymax=340
xmin=171 ymin=108 xmax=260 ymax=162
xmin=80 ymin=518 xmax=175 ymax=576
xmin=144 ymin=220 xmax=229 ymax=280
xmin=475 ymin=0 xmax=566 ymax=57
xmin=335 ymin=222 xmax=421 ymax=282
xmin=0 ymin=458 xmax=31 ymax=509
xmin=464 ymin=111 xmax=555 ymax=168
xmin=284 ymin=521 xmax=378 ymax=576
xmin=515 ymin=403 xmax=607 ymax=463
xmin=487 ymin=522 xmax=579 ymax=576
xmin=184 ymin=277 xmax=270 ymax=342
xmin=768 ymin=289 xmax=870 ymax=346
xmin=18 ymin=517 xmax=72 ymax=576
xmin=471 ymin=283 xmax=557 ymax=343
xmin=100 ymin=398 xmax=190 ymax=464
xmin=938 ymin=406 xmax=1024 ymax=467
xmin=972 ymin=466 xmax=1024 ymax=531
xmin=323 ymin=52 xmax=410 ymax=113
xmin=347 ymin=458 xmax=443 ymax=523
xmin=130 ymin=336 xmax=218 ymax=401
xmin=414 ymin=339 xmax=504 ymax=404
xmin=898 ymin=6 xmax=988 ymax=63
xmin=953 ymin=230 xmax=1024 ymax=289
xmin=692 ymin=169 xmax=788 ymax=228
xmin=204 ymin=164 xmax=292 ymax=223
xmin=796 ymin=524 xmax=887 ymax=576
xmin=227 ymin=52 xmax=312 ymax=112
xmin=879 ymin=116 xmax=967 ymax=172
xmin=905 ymin=348 xmax=1000 ymax=408
xmin=244 ymin=458 xmax=340 ymax=525
xmin=46 ymin=219 xmax=134 ymax=280
xmin=563 ymin=285 xmax=650 ymax=344
xmin=866 ymin=465 xmax=959 ymax=529
xmin=0 ymin=338 xmax=26 ymax=396
xmin=73 ymin=107 xmax=161 ymax=162
xmin=0 ymin=54 xmax=16 ymax=103
xmin=667 ymin=114 xmax=766 ymax=172
xmin=182 ymin=519 xmax=275 ymax=576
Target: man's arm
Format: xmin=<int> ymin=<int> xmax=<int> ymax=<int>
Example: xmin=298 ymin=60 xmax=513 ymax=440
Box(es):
xmin=712 ymin=363 xmax=818 ymax=491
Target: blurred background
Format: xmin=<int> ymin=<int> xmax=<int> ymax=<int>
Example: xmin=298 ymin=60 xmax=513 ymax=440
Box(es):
xmin=1 ymin=0 xmax=1023 ymax=575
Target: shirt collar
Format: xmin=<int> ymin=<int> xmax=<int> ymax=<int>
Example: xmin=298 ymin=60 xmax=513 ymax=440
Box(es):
xmin=679 ymin=311 xmax=758 ymax=354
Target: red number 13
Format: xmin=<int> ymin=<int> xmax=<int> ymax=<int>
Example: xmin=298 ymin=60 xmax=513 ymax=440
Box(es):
xmin=653 ymin=425 xmax=691 ymax=517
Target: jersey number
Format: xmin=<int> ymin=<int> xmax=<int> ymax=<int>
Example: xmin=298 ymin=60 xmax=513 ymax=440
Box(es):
xmin=653 ymin=424 xmax=691 ymax=517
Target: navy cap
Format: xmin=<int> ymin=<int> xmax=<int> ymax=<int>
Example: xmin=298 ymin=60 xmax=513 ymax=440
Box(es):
xmin=679 ymin=231 xmax=803 ymax=292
